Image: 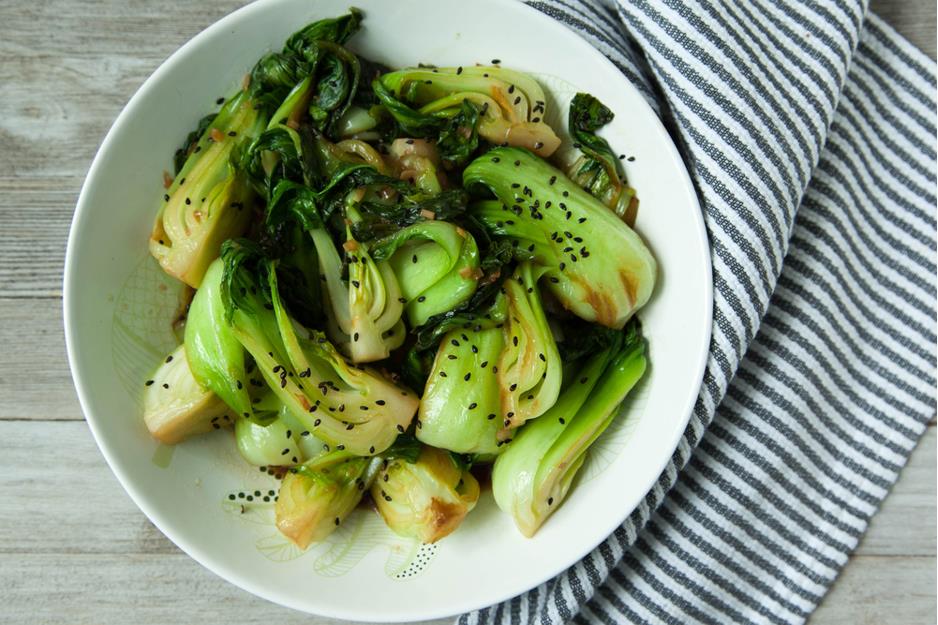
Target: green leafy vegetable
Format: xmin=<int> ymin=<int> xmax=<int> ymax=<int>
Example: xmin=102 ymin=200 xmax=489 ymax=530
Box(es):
xmin=184 ymin=258 xmax=253 ymax=419
xmin=375 ymin=65 xmax=561 ymax=157
xmin=220 ymin=240 xmax=418 ymax=456
xmin=371 ymin=220 xmax=480 ymax=327
xmin=150 ymin=90 xmax=266 ymax=288
xmin=143 ymin=344 xmax=231 ymax=444
xmin=417 ymin=317 xmax=505 ymax=455
xmin=371 ymin=445 xmax=480 ymax=543
xmin=496 ymin=263 xmax=562 ymax=432
xmin=276 ymin=450 xmax=381 ymax=547
xmin=567 ymin=93 xmax=637 ymax=224
xmin=492 ymin=320 xmax=646 ymax=536
xmin=464 ymin=147 xmax=656 ymax=328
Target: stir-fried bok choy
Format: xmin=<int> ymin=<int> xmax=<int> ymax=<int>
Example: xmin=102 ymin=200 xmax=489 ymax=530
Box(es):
xmin=141 ymin=8 xmax=656 ymax=548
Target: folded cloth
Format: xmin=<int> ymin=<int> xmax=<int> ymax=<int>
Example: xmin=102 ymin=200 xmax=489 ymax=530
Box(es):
xmin=462 ymin=1 xmax=937 ymax=623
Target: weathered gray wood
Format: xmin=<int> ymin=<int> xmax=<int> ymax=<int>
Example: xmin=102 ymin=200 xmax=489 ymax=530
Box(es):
xmin=870 ymin=0 xmax=937 ymax=59
xmin=852 ymin=427 xmax=936 ymax=557
xmin=810 ymin=556 xmax=937 ymax=624
xmin=0 ymin=553 xmax=452 ymax=625
xmin=0 ymin=419 xmax=933 ymax=623
xmin=0 ymin=300 xmax=81 ymax=419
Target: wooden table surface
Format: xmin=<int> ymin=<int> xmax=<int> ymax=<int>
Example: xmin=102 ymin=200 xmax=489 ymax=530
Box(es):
xmin=0 ymin=1 xmax=933 ymax=623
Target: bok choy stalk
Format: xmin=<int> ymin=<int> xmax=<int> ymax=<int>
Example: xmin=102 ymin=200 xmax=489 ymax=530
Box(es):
xmin=249 ymin=9 xmax=364 ymax=136
xmin=371 ymin=446 xmax=480 ymax=543
xmin=375 ymin=65 xmax=561 ymax=158
xmin=220 ymin=240 xmax=418 ymax=456
xmin=246 ymin=128 xmax=405 ymax=363
xmin=184 ymin=258 xmax=254 ymax=420
xmin=150 ymin=90 xmax=266 ymax=288
xmin=143 ymin=344 xmax=231 ymax=444
xmin=233 ymin=390 xmax=326 ymax=466
xmin=492 ymin=321 xmax=646 ymax=537
xmin=370 ymin=220 xmax=480 ymax=328
xmin=416 ymin=298 xmax=507 ymax=454
xmin=464 ymin=147 xmax=656 ymax=329
xmin=567 ymin=93 xmax=637 ymax=225
xmin=276 ymin=450 xmax=382 ymax=548
xmin=314 ymin=201 xmax=406 ymax=363
xmin=497 ymin=263 xmax=562 ymax=433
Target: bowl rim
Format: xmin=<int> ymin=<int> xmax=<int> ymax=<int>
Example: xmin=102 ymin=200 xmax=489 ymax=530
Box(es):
xmin=63 ymin=0 xmax=713 ymax=620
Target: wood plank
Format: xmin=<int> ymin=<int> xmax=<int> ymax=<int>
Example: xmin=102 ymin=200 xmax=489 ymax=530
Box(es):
xmin=0 ymin=299 xmax=82 ymax=420
xmin=0 ymin=417 xmax=441 ymax=623
xmin=853 ymin=427 xmax=936 ymax=557
xmin=0 ymin=554 xmax=452 ymax=625
xmin=810 ymin=556 xmax=937 ymax=624
xmin=0 ymin=0 xmax=247 ymax=59
xmin=870 ymin=0 xmax=937 ymax=59
xmin=0 ymin=179 xmax=77 ymax=297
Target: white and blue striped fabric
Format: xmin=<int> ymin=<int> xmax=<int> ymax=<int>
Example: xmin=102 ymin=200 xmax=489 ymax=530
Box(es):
xmin=462 ymin=1 xmax=937 ymax=623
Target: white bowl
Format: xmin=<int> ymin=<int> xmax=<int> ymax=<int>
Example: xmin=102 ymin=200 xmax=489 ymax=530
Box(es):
xmin=64 ymin=0 xmax=712 ymax=620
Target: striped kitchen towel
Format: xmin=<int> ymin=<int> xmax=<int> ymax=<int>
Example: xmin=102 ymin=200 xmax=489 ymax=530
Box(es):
xmin=463 ymin=1 xmax=937 ymax=624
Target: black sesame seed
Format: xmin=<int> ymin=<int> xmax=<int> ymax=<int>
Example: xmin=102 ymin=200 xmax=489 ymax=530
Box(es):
xmin=351 ymin=280 xmax=360 ymax=288
xmin=464 ymin=372 xmax=471 ymax=381
xmin=228 ymin=494 xmax=235 ymax=500
xmin=487 ymin=413 xmax=496 ymax=420
xmin=456 ymin=66 xmax=463 ymax=75
xmin=451 ymin=339 xmax=460 ymax=347
xmin=508 ymin=84 xmax=515 ymax=94
xmin=548 ymin=497 xmax=554 ymax=505
xmin=628 ymin=156 xmax=636 ymax=162
xmin=559 ymin=418 xmax=566 ymax=424
xmin=491 ymin=58 xmax=501 ymax=64
xmin=163 ymin=194 xmax=170 ymax=201
xmin=145 ymin=380 xmax=154 ymax=386
xmin=185 ymin=197 xmax=191 ymax=205
xmin=468 ymin=402 xmax=478 ymax=410
xmin=162 ymin=383 xmax=169 ymax=389
xmin=513 ymin=160 xmax=521 ymax=166
xmin=513 ymin=96 xmax=521 ymax=105
xmin=492 ymin=156 xmax=500 ymax=163
xmin=412 ymin=254 xmax=418 ymax=264
xmin=417 ymin=295 xmax=426 ymax=302
xmin=216 ymin=97 xmax=225 ymax=104
xmin=539 ymin=353 xmax=546 ymax=362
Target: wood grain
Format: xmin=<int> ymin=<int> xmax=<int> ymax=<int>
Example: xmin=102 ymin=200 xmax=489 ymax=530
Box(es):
xmin=870 ymin=0 xmax=937 ymax=59
xmin=0 ymin=0 xmax=933 ymax=623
